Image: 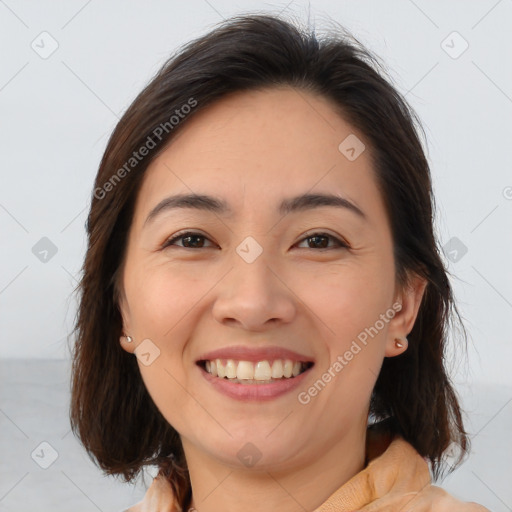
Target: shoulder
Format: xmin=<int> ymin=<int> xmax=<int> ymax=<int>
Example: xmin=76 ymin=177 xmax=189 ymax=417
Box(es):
xmin=412 ymin=485 xmax=491 ymax=511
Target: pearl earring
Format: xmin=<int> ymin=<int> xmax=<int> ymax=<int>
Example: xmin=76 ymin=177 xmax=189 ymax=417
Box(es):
xmin=121 ymin=333 xmax=133 ymax=343
xmin=395 ymin=337 xmax=408 ymax=349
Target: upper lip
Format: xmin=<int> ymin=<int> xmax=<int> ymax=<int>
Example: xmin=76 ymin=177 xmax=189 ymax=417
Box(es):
xmin=196 ymin=345 xmax=315 ymax=364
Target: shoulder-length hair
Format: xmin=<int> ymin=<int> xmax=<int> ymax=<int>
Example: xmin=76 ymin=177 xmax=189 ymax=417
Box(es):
xmin=69 ymin=12 xmax=469 ymax=509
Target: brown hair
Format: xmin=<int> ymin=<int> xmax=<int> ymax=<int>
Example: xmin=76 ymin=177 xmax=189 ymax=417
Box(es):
xmin=69 ymin=12 xmax=469 ymax=509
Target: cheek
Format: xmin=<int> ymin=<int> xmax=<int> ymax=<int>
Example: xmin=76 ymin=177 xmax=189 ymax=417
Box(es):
xmin=293 ymin=259 xmax=394 ymax=408
xmin=137 ymin=359 xmax=195 ymax=437
xmin=125 ymin=265 xmax=214 ymax=432
xmin=295 ymin=259 xmax=395 ymax=345
xmin=127 ymin=262 xmax=212 ymax=339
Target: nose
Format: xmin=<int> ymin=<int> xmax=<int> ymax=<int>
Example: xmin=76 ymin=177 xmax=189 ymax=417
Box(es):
xmin=212 ymin=252 xmax=296 ymax=332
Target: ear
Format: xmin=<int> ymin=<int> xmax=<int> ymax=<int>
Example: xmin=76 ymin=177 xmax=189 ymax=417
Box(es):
xmin=117 ymin=287 xmax=136 ymax=355
xmin=385 ymin=273 xmax=428 ymax=358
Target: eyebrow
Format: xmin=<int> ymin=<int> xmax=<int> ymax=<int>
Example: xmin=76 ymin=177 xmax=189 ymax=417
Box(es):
xmin=143 ymin=192 xmax=366 ymax=227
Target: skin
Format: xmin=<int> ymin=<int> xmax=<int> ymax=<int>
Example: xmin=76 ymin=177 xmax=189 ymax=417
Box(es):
xmin=118 ymin=86 xmax=427 ymax=512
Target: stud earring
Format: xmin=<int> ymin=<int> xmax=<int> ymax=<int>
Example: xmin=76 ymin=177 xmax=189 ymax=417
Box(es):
xmin=121 ymin=333 xmax=133 ymax=343
xmin=395 ymin=336 xmax=408 ymax=349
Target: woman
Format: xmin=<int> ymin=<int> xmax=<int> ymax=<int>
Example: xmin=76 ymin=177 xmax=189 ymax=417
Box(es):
xmin=69 ymin=13 xmax=490 ymax=512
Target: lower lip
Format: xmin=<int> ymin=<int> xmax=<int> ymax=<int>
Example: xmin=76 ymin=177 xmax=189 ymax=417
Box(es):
xmin=198 ymin=364 xmax=313 ymax=401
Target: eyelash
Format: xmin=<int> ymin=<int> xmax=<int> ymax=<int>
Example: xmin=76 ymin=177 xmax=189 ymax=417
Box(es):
xmin=162 ymin=231 xmax=350 ymax=251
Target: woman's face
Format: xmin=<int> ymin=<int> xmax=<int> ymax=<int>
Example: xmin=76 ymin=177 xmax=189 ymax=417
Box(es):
xmin=118 ymin=86 xmax=424 ymax=471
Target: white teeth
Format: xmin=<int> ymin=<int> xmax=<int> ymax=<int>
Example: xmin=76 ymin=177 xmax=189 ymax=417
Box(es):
xmin=216 ymin=359 xmax=226 ymax=378
xmin=254 ymin=361 xmax=272 ymax=380
xmin=236 ymin=360 xmax=253 ymax=380
xmin=271 ymin=359 xmax=283 ymax=378
xmin=204 ymin=358 xmax=310 ymax=381
xmin=225 ymin=359 xmax=237 ymax=379
xmin=283 ymin=359 xmax=293 ymax=378
xmin=210 ymin=360 xmax=217 ymax=377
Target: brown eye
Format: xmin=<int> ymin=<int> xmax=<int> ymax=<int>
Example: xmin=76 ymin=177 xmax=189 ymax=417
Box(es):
xmin=162 ymin=232 xmax=214 ymax=249
xmin=296 ymin=232 xmax=349 ymax=250
xmin=161 ymin=231 xmax=349 ymax=251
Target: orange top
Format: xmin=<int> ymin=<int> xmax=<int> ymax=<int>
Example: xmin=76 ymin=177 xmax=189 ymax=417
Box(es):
xmin=127 ymin=432 xmax=489 ymax=511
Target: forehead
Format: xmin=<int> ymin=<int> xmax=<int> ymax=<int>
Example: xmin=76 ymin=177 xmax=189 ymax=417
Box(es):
xmin=133 ymin=87 xmax=386 ymax=228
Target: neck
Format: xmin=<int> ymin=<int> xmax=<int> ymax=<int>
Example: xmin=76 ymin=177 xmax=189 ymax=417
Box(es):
xmin=182 ymin=426 xmax=367 ymax=512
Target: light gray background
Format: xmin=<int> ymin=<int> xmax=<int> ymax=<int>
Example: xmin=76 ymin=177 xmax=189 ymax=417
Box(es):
xmin=0 ymin=0 xmax=511 ymax=511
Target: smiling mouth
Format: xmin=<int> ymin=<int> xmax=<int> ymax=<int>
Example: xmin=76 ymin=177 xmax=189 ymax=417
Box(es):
xmin=197 ymin=358 xmax=314 ymax=384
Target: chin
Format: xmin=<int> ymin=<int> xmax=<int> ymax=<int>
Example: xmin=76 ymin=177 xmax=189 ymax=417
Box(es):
xmin=203 ymin=432 xmax=307 ymax=471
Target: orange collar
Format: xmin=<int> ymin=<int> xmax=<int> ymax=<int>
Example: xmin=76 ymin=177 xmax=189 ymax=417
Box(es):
xmin=314 ymin=435 xmax=431 ymax=511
